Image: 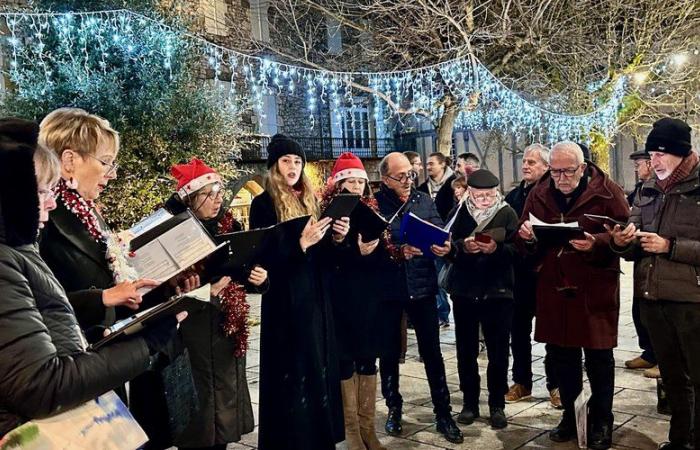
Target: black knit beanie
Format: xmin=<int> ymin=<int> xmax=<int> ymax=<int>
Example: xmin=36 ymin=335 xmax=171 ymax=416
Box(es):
xmin=645 ymin=118 xmax=692 ymax=157
xmin=266 ymin=134 xmax=306 ymax=169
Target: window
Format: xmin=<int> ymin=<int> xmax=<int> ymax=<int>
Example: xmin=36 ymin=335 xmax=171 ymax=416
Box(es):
xmin=342 ymin=107 xmax=370 ymax=151
xmin=200 ymin=0 xmax=229 ymax=36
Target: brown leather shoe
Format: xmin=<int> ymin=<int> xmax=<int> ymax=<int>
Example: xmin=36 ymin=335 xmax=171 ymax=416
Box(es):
xmin=644 ymin=366 xmax=661 ymax=378
xmin=549 ymin=388 xmax=563 ymax=409
xmin=505 ymin=383 xmax=532 ymax=403
xmin=625 ymin=356 xmax=655 ymax=370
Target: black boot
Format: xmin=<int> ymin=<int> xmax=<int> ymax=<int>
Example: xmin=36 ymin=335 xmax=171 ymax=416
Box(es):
xmin=588 ymin=419 xmax=613 ymax=450
xmin=435 ymin=415 xmax=464 ymax=444
xmin=457 ymin=405 xmax=480 ymax=425
xmin=549 ymin=414 xmax=576 ymax=442
xmin=384 ymin=407 xmax=402 ymax=436
xmin=489 ymin=407 xmax=507 ymax=429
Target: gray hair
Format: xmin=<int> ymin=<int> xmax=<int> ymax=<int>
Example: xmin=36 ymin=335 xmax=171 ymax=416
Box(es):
xmin=523 ymin=143 xmax=550 ymax=164
xmin=551 ymin=141 xmax=584 ymax=165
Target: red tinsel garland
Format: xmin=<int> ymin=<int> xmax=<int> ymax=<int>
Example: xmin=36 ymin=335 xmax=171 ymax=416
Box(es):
xmin=217 ymin=210 xmax=251 ymax=357
xmin=54 ymin=178 xmax=106 ymax=242
xmin=319 ymin=185 xmax=404 ymax=263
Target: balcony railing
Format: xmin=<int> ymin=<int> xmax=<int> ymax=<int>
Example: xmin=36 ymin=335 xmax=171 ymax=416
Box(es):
xmin=240 ymin=136 xmax=397 ymax=162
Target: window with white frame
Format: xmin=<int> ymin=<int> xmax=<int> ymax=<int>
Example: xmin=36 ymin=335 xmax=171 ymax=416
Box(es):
xmin=200 ymin=0 xmax=229 ymax=36
xmin=341 ymin=107 xmax=370 ymax=150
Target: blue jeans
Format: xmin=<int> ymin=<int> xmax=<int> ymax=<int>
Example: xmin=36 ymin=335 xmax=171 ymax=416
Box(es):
xmin=434 ymin=258 xmax=450 ymax=323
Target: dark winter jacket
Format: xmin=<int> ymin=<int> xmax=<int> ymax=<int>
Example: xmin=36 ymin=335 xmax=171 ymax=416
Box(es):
xmin=446 ymin=204 xmax=519 ymax=300
xmin=375 ymin=184 xmax=444 ymax=301
xmin=505 ymin=180 xmax=535 ymax=218
xmin=419 ymin=173 xmax=456 ymax=221
xmin=249 ymin=190 xmax=344 ymax=450
xmin=0 ymin=137 xmax=150 ymax=437
xmin=516 ymin=163 xmax=630 ymax=349
xmin=613 ymin=160 xmax=700 ymax=304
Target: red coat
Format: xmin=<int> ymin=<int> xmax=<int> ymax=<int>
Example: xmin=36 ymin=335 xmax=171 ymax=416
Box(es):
xmin=518 ymin=163 xmax=630 ymax=349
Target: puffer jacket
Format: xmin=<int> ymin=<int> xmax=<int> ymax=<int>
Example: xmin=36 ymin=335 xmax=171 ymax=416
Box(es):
xmin=375 ymin=184 xmax=444 ymax=301
xmin=0 ymin=130 xmax=151 ymax=436
xmin=614 ymin=159 xmax=700 ymax=303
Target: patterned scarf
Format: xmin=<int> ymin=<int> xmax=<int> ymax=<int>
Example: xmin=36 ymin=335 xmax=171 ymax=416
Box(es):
xmin=465 ymin=191 xmax=508 ymax=228
xmin=657 ymin=151 xmax=700 ymax=193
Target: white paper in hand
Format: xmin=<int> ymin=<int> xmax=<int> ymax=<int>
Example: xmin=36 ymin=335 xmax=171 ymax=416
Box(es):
xmin=529 ymin=212 xmax=580 ymax=228
xmin=574 ymin=389 xmax=589 ymax=448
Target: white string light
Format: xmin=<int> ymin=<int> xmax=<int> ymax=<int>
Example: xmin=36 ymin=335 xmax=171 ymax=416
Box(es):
xmin=0 ymin=9 xmax=637 ymax=141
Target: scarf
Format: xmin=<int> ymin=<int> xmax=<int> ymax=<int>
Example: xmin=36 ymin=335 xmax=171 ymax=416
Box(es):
xmin=465 ymin=191 xmax=508 ymax=228
xmin=657 ymin=151 xmax=700 ymax=193
xmin=427 ymin=167 xmax=454 ymax=199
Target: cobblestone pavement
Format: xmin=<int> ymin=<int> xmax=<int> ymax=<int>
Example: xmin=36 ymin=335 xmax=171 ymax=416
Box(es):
xmin=230 ymin=260 xmax=670 ymax=449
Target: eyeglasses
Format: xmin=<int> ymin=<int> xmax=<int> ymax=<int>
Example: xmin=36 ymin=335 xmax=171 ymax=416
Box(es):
xmin=469 ymin=191 xmax=498 ymax=201
xmin=85 ymin=153 xmax=119 ymax=176
xmin=197 ymin=183 xmax=225 ymax=201
xmin=550 ymin=167 xmax=580 ymax=178
xmin=385 ymin=170 xmax=418 ymax=184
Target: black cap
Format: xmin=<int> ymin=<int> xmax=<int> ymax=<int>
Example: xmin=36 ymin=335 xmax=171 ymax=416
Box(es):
xmin=629 ymin=150 xmax=650 ymax=161
xmin=266 ymin=134 xmax=306 ymax=169
xmin=467 ymin=169 xmax=499 ymax=189
xmin=644 ymin=118 xmax=692 ymax=157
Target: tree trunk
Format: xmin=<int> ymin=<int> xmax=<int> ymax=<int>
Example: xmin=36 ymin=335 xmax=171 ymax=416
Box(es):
xmin=435 ymin=95 xmax=459 ymax=157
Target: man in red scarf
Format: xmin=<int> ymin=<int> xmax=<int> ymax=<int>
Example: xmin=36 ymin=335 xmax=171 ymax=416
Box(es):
xmin=610 ymin=118 xmax=700 ymax=450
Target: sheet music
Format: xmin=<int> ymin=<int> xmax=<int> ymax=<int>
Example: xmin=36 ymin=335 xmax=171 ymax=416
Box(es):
xmin=529 ymin=212 xmax=580 ymax=228
xmin=574 ymin=389 xmax=589 ymax=448
xmin=158 ymin=218 xmax=217 ymax=268
xmin=129 ymin=208 xmax=174 ymax=237
xmin=129 ymin=239 xmax=179 ymax=282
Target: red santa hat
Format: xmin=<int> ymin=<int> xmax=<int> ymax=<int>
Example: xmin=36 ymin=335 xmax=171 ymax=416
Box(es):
xmin=171 ymin=158 xmax=222 ymax=198
xmin=331 ymin=152 xmax=368 ymax=185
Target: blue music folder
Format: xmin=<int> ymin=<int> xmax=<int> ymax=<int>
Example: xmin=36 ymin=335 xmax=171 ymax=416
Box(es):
xmin=399 ymin=212 xmax=449 ymax=259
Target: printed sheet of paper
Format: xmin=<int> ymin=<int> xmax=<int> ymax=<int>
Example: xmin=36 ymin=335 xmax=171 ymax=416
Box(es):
xmin=129 ymin=217 xmax=219 ymax=283
xmin=529 ymin=212 xmax=580 ymax=228
xmin=0 ymin=391 xmax=147 ymax=450
xmin=574 ymin=389 xmax=589 ymax=448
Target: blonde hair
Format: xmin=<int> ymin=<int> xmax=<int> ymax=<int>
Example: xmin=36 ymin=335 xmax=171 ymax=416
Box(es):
xmin=266 ymin=164 xmax=319 ymax=221
xmin=33 ymin=143 xmax=61 ymax=187
xmin=39 ymin=108 xmax=120 ymax=159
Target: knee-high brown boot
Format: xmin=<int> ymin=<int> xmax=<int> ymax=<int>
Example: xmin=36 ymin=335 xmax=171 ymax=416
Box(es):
xmin=357 ymin=374 xmax=387 ymax=450
xmin=342 ymin=374 xmax=367 ymax=450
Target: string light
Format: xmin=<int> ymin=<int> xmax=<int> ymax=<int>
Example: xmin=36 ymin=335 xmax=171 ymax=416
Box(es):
xmin=0 ymin=9 xmax=631 ymax=141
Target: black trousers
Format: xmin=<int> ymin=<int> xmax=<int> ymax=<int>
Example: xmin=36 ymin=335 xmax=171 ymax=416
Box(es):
xmin=379 ymin=296 xmax=452 ymax=417
xmin=632 ymin=297 xmax=656 ymax=364
xmin=453 ymin=296 xmax=513 ymax=409
xmin=641 ymin=300 xmax=700 ymax=449
xmin=340 ymin=358 xmax=378 ymax=380
xmin=510 ymin=279 xmax=558 ymax=391
xmin=548 ymin=345 xmax=614 ymax=426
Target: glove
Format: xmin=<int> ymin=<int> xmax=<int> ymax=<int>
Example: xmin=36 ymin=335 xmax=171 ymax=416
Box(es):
xmin=141 ymin=315 xmax=179 ymax=355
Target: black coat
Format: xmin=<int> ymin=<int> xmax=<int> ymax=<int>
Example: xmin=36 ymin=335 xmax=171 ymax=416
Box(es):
xmin=40 ymin=199 xmax=117 ymax=331
xmin=330 ymin=200 xmax=393 ymax=361
xmin=39 ymin=191 xmax=170 ymax=448
xmin=446 ymin=204 xmax=519 ymax=300
xmin=375 ymin=184 xmax=443 ymax=301
xmin=505 ymin=180 xmax=535 ymax=218
xmin=0 ymin=142 xmax=149 ymax=436
xmin=249 ymin=191 xmax=344 ymax=450
xmin=505 ymin=181 xmax=539 ymax=304
xmin=162 ymin=195 xmax=254 ymax=446
xmin=419 ymin=174 xmax=456 ymax=221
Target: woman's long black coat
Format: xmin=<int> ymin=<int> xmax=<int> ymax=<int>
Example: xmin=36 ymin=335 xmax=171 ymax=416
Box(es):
xmin=162 ymin=195 xmax=254 ymax=447
xmin=330 ymin=206 xmax=392 ymax=363
xmin=249 ymin=191 xmax=344 ymax=450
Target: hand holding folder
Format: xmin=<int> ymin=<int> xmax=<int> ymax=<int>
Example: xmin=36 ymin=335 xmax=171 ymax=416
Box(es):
xmin=399 ymin=212 xmax=450 ymax=260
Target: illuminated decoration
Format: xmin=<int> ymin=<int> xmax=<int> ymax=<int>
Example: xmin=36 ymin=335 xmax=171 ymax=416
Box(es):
xmin=1 ymin=9 xmax=630 ymax=142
